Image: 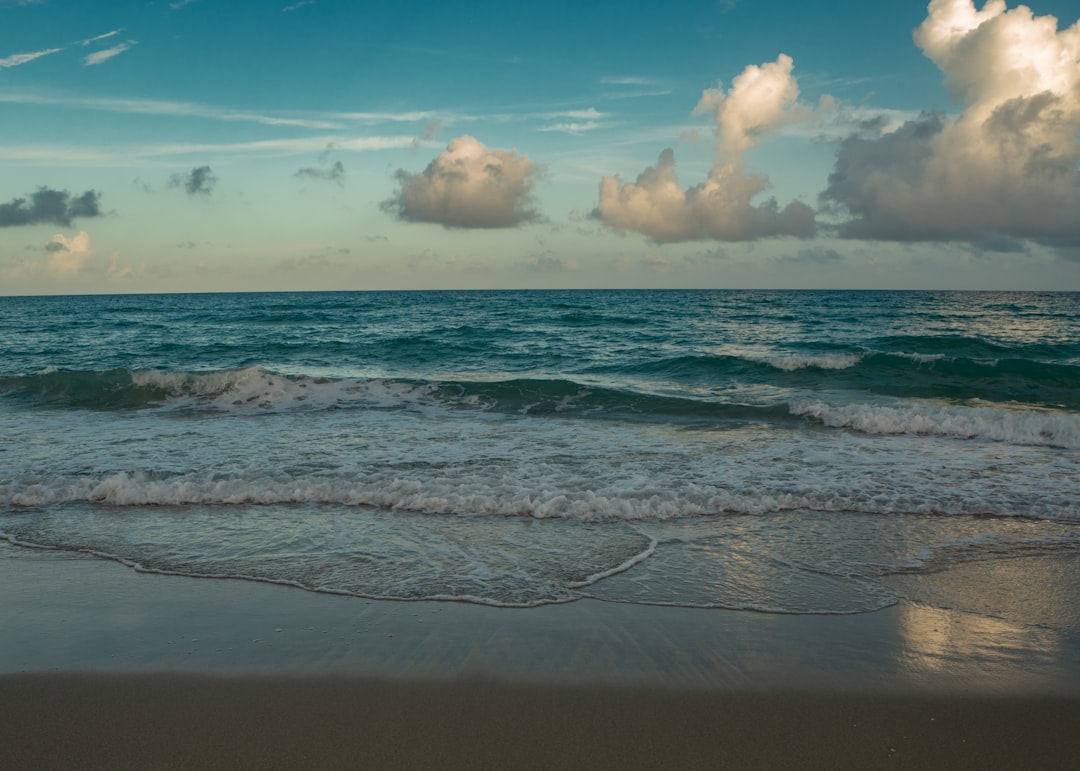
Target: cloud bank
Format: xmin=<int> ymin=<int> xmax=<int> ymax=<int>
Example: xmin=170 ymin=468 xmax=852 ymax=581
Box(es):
xmin=0 ymin=187 xmax=102 ymax=227
xmin=821 ymin=0 xmax=1080 ymax=245
xmin=595 ymin=55 xmax=815 ymax=242
xmin=384 ymin=135 xmax=544 ymax=228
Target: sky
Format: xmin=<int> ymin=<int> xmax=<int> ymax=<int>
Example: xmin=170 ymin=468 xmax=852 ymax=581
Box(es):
xmin=2 ymin=0 xmax=1080 ymax=294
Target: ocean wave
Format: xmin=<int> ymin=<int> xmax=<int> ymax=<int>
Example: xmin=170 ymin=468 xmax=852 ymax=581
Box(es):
xmin=744 ymin=352 xmax=863 ymax=371
xmin=0 ymin=366 xmax=790 ymax=424
xmin=790 ymin=399 xmax=1080 ymax=448
xmin=3 ymin=468 xmax=1074 ymax=521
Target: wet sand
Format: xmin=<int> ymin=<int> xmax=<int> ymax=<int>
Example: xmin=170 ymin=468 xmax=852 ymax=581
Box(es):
xmin=3 ymin=542 xmax=1080 ymax=768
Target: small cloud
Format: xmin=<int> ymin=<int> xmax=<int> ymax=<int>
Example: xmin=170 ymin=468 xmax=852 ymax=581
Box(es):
xmin=283 ymin=0 xmax=316 ymax=10
xmin=169 ymin=0 xmax=201 ymax=9
xmin=43 ymin=231 xmax=94 ymax=277
xmin=0 ymin=187 xmax=103 ymax=227
xmin=383 ymin=135 xmax=545 ymax=229
xmin=78 ymin=29 xmax=123 ymax=46
xmin=524 ymin=252 xmax=577 ymax=273
xmin=778 ymin=246 xmax=844 ymax=264
xmin=83 ymin=40 xmax=136 ymax=66
xmin=411 ymin=120 xmax=441 ymax=151
xmin=538 ymin=121 xmax=608 ymax=135
xmin=168 ymin=166 xmax=217 ymax=196
xmin=176 ymin=240 xmax=197 ymax=249
xmin=0 ymin=47 xmax=63 ymax=68
xmin=107 ymin=251 xmax=141 ymax=281
xmin=293 ymin=160 xmax=345 ymax=184
xmin=600 ymin=76 xmax=662 ymax=86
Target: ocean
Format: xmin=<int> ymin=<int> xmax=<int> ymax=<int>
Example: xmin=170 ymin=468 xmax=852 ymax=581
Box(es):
xmin=2 ymin=289 xmax=1078 ymax=613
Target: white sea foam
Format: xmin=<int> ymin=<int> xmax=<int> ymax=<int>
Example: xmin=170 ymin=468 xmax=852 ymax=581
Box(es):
xmin=887 ymin=351 xmax=948 ymax=363
xmin=791 ymin=399 xmax=1080 ymax=448
xmin=2 ymin=467 xmax=1072 ymax=521
xmin=746 ymin=353 xmax=863 ymax=371
xmin=132 ymin=366 xmax=465 ymax=414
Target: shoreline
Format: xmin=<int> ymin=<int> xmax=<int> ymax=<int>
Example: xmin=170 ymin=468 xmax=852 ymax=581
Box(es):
xmin=4 ymin=541 xmax=1080 ymax=768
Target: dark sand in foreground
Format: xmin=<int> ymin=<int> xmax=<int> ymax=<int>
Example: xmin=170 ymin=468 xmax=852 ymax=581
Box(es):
xmin=4 ymin=673 xmax=1080 ymax=770
xmin=3 ymin=542 xmax=1080 ymax=769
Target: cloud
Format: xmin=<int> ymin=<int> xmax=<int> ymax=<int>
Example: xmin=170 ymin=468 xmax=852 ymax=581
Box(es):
xmin=169 ymin=166 xmax=218 ymax=196
xmin=525 ymin=253 xmax=578 ymax=273
xmin=595 ymin=54 xmax=816 ymax=242
xmin=779 ymin=246 xmax=845 ymax=264
xmin=0 ymin=47 xmax=62 ymax=67
xmin=294 ymin=160 xmax=345 ymax=183
xmin=411 ymin=120 xmax=441 ymax=151
xmin=283 ymin=0 xmax=316 ymax=10
xmin=83 ymin=40 xmax=136 ymax=66
xmin=43 ymin=231 xmax=94 ymax=277
xmin=383 ymin=135 xmax=544 ymax=228
xmin=169 ymin=0 xmax=201 ymax=9
xmin=0 ymin=92 xmax=346 ymax=130
xmin=0 ymin=187 xmax=103 ymax=227
xmin=820 ymin=0 xmax=1080 ymax=246
xmin=600 ymin=76 xmax=663 ymax=86
xmin=78 ymin=29 xmax=123 ymax=46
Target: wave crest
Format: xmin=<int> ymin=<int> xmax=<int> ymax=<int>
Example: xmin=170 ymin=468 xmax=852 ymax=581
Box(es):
xmin=791 ymin=400 xmax=1080 ymax=448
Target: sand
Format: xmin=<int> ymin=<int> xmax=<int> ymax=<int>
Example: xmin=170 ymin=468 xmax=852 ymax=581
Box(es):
xmin=3 ymin=673 xmax=1080 ymax=770
xmin=3 ymin=541 xmax=1080 ymax=769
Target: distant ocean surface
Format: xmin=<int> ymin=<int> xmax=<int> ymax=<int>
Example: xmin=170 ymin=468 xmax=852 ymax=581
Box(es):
xmin=2 ymin=289 xmax=1078 ymax=612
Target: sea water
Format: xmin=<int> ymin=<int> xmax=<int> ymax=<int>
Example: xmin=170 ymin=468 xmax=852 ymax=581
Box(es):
xmin=1 ymin=289 xmax=1078 ymax=612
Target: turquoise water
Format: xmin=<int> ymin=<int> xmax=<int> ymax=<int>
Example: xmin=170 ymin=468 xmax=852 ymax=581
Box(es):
xmin=2 ymin=289 xmax=1078 ymax=610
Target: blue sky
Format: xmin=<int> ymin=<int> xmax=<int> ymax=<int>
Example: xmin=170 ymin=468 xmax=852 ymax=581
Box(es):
xmin=2 ymin=0 xmax=1079 ymax=294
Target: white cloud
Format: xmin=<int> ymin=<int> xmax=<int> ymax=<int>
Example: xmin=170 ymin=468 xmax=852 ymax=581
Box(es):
xmin=0 ymin=47 xmax=62 ymax=68
xmin=595 ymin=54 xmax=816 ymax=242
xmin=385 ymin=135 xmax=545 ymax=228
xmin=44 ymin=231 xmax=94 ymax=277
xmin=83 ymin=40 xmax=136 ymax=66
xmin=78 ymin=29 xmax=123 ymax=46
xmin=600 ymin=76 xmax=663 ymax=86
xmin=0 ymin=92 xmax=344 ymax=130
xmin=821 ymin=0 xmax=1080 ymax=246
xmin=538 ymin=121 xmax=609 ymax=135
xmin=0 ymin=135 xmax=419 ymax=166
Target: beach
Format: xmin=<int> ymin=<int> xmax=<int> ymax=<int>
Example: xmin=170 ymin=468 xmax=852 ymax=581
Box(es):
xmin=3 ymin=289 xmax=1079 ymax=768
xmin=3 ymin=542 xmax=1080 ymax=769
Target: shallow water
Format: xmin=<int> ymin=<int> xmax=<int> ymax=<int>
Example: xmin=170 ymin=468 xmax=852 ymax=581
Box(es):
xmin=2 ymin=289 xmax=1078 ymax=612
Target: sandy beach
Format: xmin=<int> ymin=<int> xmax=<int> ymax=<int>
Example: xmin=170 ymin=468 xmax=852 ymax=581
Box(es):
xmin=3 ymin=541 xmax=1080 ymax=769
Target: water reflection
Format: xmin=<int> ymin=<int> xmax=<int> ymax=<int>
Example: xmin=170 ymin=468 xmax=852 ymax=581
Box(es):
xmin=895 ymin=603 xmax=1061 ymax=675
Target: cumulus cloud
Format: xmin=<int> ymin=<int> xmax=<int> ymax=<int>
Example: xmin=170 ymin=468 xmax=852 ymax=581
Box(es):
xmin=383 ymin=135 xmax=544 ymax=228
xmin=0 ymin=187 xmax=103 ymax=227
xmin=821 ymin=0 xmax=1080 ymax=246
xmin=169 ymin=166 xmax=217 ymax=196
xmin=43 ymin=231 xmax=94 ymax=277
xmin=595 ymin=55 xmax=816 ymax=242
